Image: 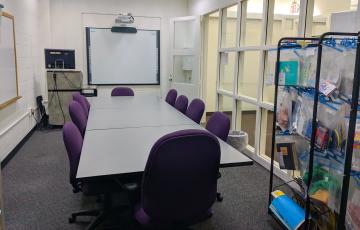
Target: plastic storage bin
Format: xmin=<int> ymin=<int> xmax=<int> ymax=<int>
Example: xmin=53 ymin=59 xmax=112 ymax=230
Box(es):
xmin=227 ymin=131 xmax=248 ymax=152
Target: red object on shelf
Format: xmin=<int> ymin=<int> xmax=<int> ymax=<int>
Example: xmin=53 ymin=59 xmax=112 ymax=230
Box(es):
xmin=315 ymin=126 xmax=329 ymax=150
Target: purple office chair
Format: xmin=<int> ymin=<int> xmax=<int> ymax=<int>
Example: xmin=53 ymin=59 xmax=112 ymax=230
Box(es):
xmin=73 ymin=92 xmax=90 ymax=117
xmin=63 ymin=122 xmax=134 ymax=229
xmin=63 ymin=122 xmax=98 ymax=227
xmin=111 ymin=87 xmax=135 ymax=96
xmin=69 ymin=101 xmax=87 ymax=137
xmin=206 ymin=112 xmax=231 ymax=202
xmin=185 ymin=98 xmax=205 ymax=124
xmin=165 ymin=89 xmax=177 ymax=106
xmin=63 ymin=122 xmax=83 ymax=193
xmin=174 ymin=95 xmax=188 ymax=114
xmin=134 ymin=129 xmax=221 ymax=227
xmin=63 ymin=122 xmax=96 ymax=225
xmin=206 ymin=112 xmax=231 ymax=142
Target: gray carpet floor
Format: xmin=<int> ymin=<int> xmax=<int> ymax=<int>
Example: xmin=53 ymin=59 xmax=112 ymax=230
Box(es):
xmin=2 ymin=130 xmax=286 ymax=230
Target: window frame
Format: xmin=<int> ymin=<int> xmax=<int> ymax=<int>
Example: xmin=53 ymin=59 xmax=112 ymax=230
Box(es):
xmin=215 ymin=0 xmax=308 ymax=160
xmin=211 ymin=0 xmax=356 ymax=169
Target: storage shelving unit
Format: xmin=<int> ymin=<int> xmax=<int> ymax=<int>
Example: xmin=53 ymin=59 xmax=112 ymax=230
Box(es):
xmin=268 ymin=32 xmax=360 ymax=230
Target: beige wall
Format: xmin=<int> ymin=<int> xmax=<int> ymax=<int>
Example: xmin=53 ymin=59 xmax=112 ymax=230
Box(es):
xmin=314 ymin=0 xmax=352 ymax=16
xmin=204 ymin=16 xmax=219 ymax=112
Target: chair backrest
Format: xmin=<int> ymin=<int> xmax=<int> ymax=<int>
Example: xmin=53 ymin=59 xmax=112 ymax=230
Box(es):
xmin=142 ymin=129 xmax=221 ymax=223
xmin=84 ymin=97 xmax=90 ymax=111
xmin=73 ymin=92 xmax=90 ymax=117
xmin=185 ymin=99 xmax=205 ymax=124
xmin=111 ymin=87 xmax=135 ymax=96
xmin=165 ymin=89 xmax=177 ymax=106
xmin=69 ymin=101 xmax=87 ymax=136
xmin=206 ymin=112 xmax=231 ymax=142
xmin=63 ymin=122 xmax=83 ymax=191
xmin=174 ymin=95 xmax=188 ymax=114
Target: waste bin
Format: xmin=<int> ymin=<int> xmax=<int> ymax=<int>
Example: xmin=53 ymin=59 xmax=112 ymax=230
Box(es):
xmin=227 ymin=130 xmax=248 ymax=152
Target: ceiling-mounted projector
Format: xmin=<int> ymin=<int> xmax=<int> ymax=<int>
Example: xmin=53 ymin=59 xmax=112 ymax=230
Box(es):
xmin=111 ymin=13 xmax=137 ymax=33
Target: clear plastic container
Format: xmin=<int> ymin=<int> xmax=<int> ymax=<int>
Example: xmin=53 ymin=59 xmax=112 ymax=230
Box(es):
xmin=328 ymin=155 xmax=344 ymax=212
xmin=299 ymin=46 xmax=318 ymax=87
xmin=320 ymin=45 xmax=343 ymax=89
xmin=339 ymin=49 xmax=357 ymax=99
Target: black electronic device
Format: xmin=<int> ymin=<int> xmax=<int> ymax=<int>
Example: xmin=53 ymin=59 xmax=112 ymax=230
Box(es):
xmin=111 ymin=26 xmax=137 ymax=33
xmin=45 ymin=49 xmax=75 ymax=69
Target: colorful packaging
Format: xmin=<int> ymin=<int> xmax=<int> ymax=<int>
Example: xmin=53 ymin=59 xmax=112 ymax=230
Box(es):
xmin=279 ymin=61 xmax=299 ymax=85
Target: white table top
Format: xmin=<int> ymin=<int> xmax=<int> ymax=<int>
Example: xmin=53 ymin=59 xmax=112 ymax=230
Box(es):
xmin=77 ymin=92 xmax=253 ymax=179
xmin=89 ymin=93 xmax=161 ymax=110
xmin=86 ymin=100 xmax=193 ymax=130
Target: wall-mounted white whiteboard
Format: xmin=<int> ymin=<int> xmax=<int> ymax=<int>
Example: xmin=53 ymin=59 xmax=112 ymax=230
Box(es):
xmin=86 ymin=28 xmax=160 ymax=85
xmin=0 ymin=12 xmax=20 ymax=109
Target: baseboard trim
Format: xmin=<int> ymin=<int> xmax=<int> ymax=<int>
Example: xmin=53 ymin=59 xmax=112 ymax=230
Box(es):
xmin=1 ymin=125 xmax=37 ymax=169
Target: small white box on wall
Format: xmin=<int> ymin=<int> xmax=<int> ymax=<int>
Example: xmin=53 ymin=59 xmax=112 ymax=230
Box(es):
xmin=182 ymin=56 xmax=194 ymax=71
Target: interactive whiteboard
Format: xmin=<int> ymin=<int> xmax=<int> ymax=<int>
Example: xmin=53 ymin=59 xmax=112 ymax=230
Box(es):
xmin=86 ymin=28 xmax=160 ymax=85
xmin=0 ymin=12 xmax=20 ymax=109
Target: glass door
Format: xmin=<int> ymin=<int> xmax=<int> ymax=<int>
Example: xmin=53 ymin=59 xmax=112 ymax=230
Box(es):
xmin=169 ymin=16 xmax=201 ymax=101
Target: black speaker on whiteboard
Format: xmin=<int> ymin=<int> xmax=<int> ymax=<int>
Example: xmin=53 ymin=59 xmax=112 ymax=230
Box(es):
xmin=111 ymin=26 xmax=137 ymax=33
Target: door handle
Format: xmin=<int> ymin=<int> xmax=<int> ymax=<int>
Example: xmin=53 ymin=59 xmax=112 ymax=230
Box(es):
xmin=169 ymin=74 xmax=173 ymax=82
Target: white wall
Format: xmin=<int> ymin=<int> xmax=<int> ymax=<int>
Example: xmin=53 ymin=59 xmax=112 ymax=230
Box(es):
xmin=331 ymin=11 xmax=358 ymax=32
xmin=330 ymin=3 xmax=360 ymax=32
xmin=187 ymin=0 xmax=237 ymax=15
xmin=0 ymin=0 xmax=187 ymax=162
xmin=49 ymin=0 xmax=188 ymax=96
xmin=0 ymin=0 xmax=51 ymax=161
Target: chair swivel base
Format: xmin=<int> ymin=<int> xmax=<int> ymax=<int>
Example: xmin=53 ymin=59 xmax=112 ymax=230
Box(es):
xmin=86 ymin=210 xmax=107 ymax=230
xmin=85 ymin=205 xmax=131 ymax=230
xmin=69 ymin=193 xmax=130 ymax=230
xmin=69 ymin=209 xmax=100 ymax=223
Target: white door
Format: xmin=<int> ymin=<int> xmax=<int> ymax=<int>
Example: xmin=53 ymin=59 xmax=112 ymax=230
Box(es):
xmin=169 ymin=16 xmax=201 ymax=101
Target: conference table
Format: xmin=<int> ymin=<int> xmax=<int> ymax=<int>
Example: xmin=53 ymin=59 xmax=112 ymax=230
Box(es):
xmin=77 ymin=92 xmax=253 ymax=180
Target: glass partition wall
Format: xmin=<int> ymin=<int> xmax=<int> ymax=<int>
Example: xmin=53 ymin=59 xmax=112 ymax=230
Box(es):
xmin=211 ymin=0 xmax=358 ymax=165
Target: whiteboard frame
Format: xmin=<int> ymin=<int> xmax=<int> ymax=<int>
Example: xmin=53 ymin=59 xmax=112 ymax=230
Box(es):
xmin=0 ymin=12 xmax=21 ymax=110
xmin=85 ymin=27 xmax=161 ymax=86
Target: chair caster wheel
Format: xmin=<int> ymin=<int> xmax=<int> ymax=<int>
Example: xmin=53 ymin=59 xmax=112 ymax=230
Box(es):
xmin=217 ymin=193 xmax=223 ymax=202
xmin=69 ymin=217 xmax=76 ymax=223
xmin=96 ymin=195 xmax=102 ymax=203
